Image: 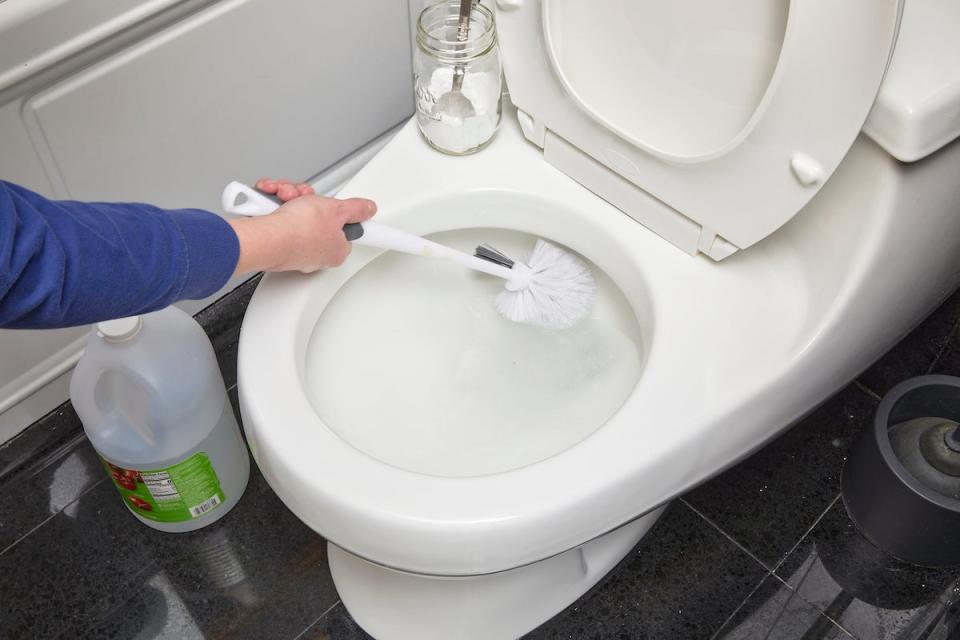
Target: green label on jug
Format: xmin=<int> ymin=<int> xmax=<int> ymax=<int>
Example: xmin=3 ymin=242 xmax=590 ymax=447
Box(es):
xmin=102 ymin=453 xmax=225 ymax=523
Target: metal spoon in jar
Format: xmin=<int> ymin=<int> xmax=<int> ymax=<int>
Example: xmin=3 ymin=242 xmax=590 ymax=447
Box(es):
xmin=435 ymin=0 xmax=476 ymax=119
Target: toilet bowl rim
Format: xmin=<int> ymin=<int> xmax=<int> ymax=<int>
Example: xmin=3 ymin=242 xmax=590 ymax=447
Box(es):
xmin=235 ymin=187 xmax=706 ymax=573
xmin=239 ymin=185 xmax=664 ymax=476
xmin=235 ymin=116 xmax=830 ymax=575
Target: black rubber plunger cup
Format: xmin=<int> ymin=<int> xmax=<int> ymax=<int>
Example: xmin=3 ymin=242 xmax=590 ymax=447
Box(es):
xmin=842 ymin=375 xmax=960 ymax=567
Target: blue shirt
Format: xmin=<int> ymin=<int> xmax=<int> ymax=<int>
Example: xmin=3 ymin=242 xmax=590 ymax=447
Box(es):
xmin=0 ymin=181 xmax=240 ymax=329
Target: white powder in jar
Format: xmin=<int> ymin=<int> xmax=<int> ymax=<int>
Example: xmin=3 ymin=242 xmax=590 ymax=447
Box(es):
xmin=421 ymin=66 xmax=500 ymax=154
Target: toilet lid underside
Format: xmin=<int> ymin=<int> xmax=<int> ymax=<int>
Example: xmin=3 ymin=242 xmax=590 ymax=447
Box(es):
xmin=496 ymin=0 xmax=903 ymax=253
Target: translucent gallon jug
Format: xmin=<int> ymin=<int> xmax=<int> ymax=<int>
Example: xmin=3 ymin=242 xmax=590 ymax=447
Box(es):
xmin=70 ymin=306 xmax=250 ymax=532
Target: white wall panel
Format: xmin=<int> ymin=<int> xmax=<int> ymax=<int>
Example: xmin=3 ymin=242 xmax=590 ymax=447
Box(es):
xmin=23 ymin=0 xmax=413 ymax=211
xmin=0 ymin=0 xmax=185 ymax=91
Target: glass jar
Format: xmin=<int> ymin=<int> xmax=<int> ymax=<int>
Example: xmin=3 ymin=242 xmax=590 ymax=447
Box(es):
xmin=415 ymin=1 xmax=502 ymax=155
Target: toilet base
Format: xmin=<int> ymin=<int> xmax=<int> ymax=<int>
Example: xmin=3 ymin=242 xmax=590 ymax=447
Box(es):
xmin=327 ymin=505 xmax=666 ymax=640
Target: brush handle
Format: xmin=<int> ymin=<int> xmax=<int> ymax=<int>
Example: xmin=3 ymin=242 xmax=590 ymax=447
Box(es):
xmin=221 ymin=181 xmax=515 ymax=280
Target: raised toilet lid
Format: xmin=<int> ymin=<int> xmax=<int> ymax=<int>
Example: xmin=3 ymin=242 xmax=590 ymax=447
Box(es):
xmin=495 ymin=0 xmax=903 ymax=259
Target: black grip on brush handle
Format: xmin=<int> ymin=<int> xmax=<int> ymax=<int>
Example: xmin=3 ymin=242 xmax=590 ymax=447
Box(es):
xmin=343 ymin=223 xmax=365 ymax=241
xmin=254 ymin=187 xmax=365 ymax=242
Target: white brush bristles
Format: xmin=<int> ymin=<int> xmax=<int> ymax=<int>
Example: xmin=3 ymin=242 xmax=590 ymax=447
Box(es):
xmin=495 ymin=240 xmax=595 ymax=330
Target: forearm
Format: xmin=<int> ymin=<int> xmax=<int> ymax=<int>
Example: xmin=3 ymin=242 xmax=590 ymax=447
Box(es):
xmin=0 ymin=181 xmax=239 ymax=329
xmin=0 ymin=177 xmax=376 ymax=330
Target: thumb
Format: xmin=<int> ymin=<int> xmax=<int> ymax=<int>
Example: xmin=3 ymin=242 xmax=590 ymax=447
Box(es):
xmin=336 ymin=198 xmax=378 ymax=224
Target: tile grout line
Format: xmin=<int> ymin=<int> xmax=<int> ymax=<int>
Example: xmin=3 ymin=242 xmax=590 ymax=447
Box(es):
xmin=760 ymin=494 xmax=864 ymax=638
xmin=706 ymin=571 xmax=774 ymax=640
xmin=853 ymin=380 xmax=882 ymax=402
xmin=0 ymin=477 xmax=107 ymax=558
xmin=29 ymin=430 xmax=89 ymax=474
xmin=69 ymin=560 xmax=166 ymax=640
xmin=766 ymin=571 xmax=860 ymax=638
xmin=926 ymin=314 xmax=960 ymax=375
xmin=686 ymin=497 xmax=856 ymax=639
xmin=291 ymin=600 xmax=342 ymax=640
xmin=708 ymin=558 xmax=858 ymax=640
xmin=768 ymin=572 xmax=859 ymax=640
xmin=679 ymin=498 xmax=772 ymax=571
xmin=755 ymin=576 xmax=811 ymax=640
xmin=769 ymin=493 xmax=841 ymax=575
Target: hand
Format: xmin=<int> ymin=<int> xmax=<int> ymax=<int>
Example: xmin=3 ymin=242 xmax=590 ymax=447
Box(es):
xmin=229 ymin=177 xmax=377 ymax=274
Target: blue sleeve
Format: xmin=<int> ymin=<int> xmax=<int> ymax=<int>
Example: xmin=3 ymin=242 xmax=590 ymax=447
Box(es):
xmin=0 ymin=181 xmax=240 ymax=329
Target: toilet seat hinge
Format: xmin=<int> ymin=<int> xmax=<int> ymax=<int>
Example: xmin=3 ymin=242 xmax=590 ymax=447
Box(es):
xmin=516 ymin=108 xmax=546 ymax=148
xmin=697 ymin=227 xmax=740 ymax=261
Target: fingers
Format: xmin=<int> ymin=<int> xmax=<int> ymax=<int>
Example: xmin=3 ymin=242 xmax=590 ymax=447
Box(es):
xmin=336 ymin=198 xmax=378 ymax=223
xmin=255 ymin=177 xmax=278 ymax=193
xmin=277 ymin=182 xmax=301 ymax=201
xmin=255 ymin=177 xmax=315 ymax=201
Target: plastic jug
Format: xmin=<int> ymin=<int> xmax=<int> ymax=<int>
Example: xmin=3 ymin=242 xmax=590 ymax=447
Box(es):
xmin=70 ymin=306 xmax=250 ymax=532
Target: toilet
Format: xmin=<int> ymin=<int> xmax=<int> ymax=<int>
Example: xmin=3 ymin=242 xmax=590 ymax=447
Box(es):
xmin=237 ymin=0 xmax=960 ymax=637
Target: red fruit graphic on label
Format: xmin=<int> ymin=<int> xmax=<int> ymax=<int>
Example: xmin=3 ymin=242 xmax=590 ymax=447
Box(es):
xmin=127 ymin=495 xmax=153 ymax=511
xmin=109 ymin=466 xmax=138 ymax=490
xmin=104 ymin=461 xmax=145 ymax=490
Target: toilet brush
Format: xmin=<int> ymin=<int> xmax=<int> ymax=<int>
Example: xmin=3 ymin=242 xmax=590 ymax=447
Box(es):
xmin=221 ymin=181 xmax=595 ymax=329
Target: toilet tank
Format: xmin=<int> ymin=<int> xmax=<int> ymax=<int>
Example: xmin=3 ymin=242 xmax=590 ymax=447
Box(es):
xmin=862 ymin=0 xmax=960 ymax=162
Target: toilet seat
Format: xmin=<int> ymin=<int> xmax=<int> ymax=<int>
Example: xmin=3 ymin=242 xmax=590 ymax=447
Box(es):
xmin=496 ymin=0 xmax=902 ymax=258
xmin=241 ymin=186 xmax=668 ymax=578
xmin=240 ymin=113 xmax=822 ymax=578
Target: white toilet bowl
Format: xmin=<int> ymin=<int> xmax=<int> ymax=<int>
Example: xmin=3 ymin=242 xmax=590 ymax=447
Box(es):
xmin=238 ymin=0 xmax=960 ymax=637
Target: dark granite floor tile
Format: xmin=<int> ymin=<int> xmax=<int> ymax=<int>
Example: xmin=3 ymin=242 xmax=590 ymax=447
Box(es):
xmin=0 ymin=458 xmax=338 ymax=640
xmin=0 ymin=477 xmax=156 ymax=638
xmin=858 ymin=288 xmax=960 ymax=398
xmin=930 ymin=322 xmax=960 ymax=380
xmin=685 ymin=385 xmax=877 ymax=569
xmin=775 ymin=500 xmax=960 ymax=640
xmin=0 ymin=436 xmax=102 ymax=554
xmin=195 ymin=274 xmax=262 ymax=339
xmin=216 ymin=338 xmax=241 ymax=391
xmin=298 ymin=602 xmax=373 ymax=640
xmin=524 ymin=503 xmax=768 ymax=640
xmin=196 ymin=274 xmax=262 ymax=389
xmin=0 ymin=404 xmax=103 ymax=552
xmin=714 ymin=575 xmax=853 ymax=639
xmin=229 ymin=385 xmax=242 ymax=425
xmin=0 ymin=402 xmax=84 ymax=483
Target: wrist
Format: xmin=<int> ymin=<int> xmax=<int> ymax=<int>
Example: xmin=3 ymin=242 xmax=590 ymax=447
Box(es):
xmin=229 ymin=216 xmax=289 ymax=274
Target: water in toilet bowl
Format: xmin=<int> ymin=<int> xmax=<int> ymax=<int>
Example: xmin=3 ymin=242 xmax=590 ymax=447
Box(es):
xmin=304 ymin=228 xmax=644 ymax=478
